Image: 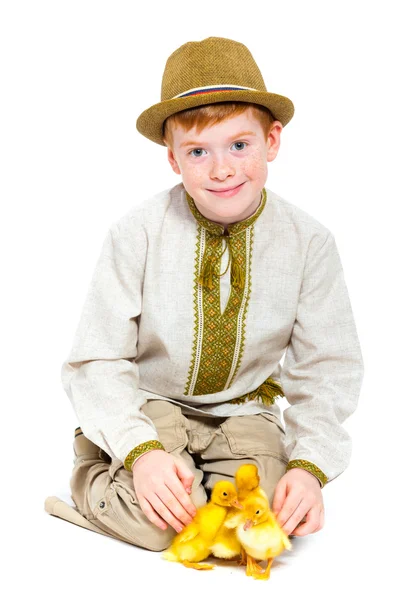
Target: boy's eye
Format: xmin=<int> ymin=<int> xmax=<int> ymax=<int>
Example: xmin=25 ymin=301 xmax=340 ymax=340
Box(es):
xmin=231 ymin=141 xmax=247 ymax=151
xmin=189 ymin=148 xmax=206 ymax=157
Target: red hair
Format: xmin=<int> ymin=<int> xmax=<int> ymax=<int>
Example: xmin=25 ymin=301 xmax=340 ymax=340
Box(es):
xmin=162 ymin=101 xmax=277 ymax=150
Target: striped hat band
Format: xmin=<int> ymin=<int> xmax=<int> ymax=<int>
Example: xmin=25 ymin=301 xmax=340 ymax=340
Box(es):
xmin=172 ymin=84 xmax=258 ymax=99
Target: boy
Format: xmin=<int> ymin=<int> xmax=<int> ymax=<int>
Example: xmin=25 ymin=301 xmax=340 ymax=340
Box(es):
xmin=45 ymin=37 xmax=364 ymax=549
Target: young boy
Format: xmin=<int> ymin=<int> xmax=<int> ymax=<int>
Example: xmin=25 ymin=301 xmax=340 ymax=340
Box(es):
xmin=45 ymin=37 xmax=364 ymax=549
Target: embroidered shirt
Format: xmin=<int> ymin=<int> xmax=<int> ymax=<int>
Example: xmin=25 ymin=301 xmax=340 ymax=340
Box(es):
xmin=61 ymin=182 xmax=364 ymax=487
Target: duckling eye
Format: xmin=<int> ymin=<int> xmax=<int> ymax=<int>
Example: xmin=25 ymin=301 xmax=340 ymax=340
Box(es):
xmin=223 ymin=492 xmax=228 ymax=496
xmin=255 ymin=510 xmax=260 ymax=515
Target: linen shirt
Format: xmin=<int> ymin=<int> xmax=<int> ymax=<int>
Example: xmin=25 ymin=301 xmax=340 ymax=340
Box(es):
xmin=61 ymin=182 xmax=364 ymax=487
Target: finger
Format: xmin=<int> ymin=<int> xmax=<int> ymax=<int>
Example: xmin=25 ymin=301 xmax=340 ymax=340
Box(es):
xmin=161 ymin=482 xmax=196 ymax=525
xmin=166 ymin=472 xmax=197 ymax=518
xmin=272 ymin=478 xmax=288 ymax=517
xmin=308 ymin=506 xmax=325 ymax=534
xmin=138 ymin=495 xmax=168 ymax=531
xmin=148 ymin=491 xmax=187 ymax=532
xmin=314 ymin=507 xmax=325 ymax=532
xmin=276 ymin=489 xmax=303 ymax=529
xmin=291 ymin=506 xmax=321 ymax=536
xmin=174 ymin=458 xmax=195 ymax=493
xmin=281 ymin=499 xmax=311 ymax=536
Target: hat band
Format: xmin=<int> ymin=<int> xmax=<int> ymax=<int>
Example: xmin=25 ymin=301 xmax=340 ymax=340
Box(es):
xmin=171 ymin=84 xmax=258 ymax=99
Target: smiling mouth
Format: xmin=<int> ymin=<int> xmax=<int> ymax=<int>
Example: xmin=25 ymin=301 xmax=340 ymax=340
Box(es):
xmin=207 ymin=182 xmax=245 ymax=192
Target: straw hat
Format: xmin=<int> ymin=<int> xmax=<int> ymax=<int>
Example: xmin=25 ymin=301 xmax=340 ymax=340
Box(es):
xmin=136 ymin=36 xmax=294 ymax=146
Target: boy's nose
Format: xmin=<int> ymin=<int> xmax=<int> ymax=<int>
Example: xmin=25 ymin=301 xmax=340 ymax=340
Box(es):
xmin=210 ymin=158 xmax=235 ymax=180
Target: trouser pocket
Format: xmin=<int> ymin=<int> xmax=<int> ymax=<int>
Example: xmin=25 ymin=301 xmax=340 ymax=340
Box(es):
xmin=220 ymin=413 xmax=288 ymax=464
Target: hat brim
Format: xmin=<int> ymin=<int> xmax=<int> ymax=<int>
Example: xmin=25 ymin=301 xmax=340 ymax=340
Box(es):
xmin=136 ymin=90 xmax=294 ymax=146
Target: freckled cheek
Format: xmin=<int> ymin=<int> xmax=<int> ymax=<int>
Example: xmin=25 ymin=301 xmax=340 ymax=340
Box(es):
xmin=180 ymin=162 xmax=204 ymax=185
xmin=241 ymin=154 xmax=267 ymax=179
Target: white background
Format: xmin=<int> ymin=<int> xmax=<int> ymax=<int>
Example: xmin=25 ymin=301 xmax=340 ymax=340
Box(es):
xmin=1 ymin=1 xmax=408 ymax=598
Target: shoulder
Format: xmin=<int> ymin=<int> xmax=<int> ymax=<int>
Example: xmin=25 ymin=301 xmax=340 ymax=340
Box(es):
xmin=114 ymin=183 xmax=182 ymax=231
xmin=265 ymin=187 xmax=333 ymax=242
xmin=103 ymin=183 xmax=184 ymax=246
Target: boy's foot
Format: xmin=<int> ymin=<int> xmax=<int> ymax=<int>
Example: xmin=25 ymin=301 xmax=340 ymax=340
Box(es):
xmin=44 ymin=496 xmax=115 ymax=538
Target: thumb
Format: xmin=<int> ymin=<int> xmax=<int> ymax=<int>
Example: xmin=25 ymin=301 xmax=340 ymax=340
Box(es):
xmin=272 ymin=476 xmax=287 ymax=516
xmin=174 ymin=457 xmax=195 ymax=493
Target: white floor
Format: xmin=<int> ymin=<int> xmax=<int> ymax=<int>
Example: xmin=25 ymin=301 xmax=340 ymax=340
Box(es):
xmin=12 ymin=452 xmax=401 ymax=600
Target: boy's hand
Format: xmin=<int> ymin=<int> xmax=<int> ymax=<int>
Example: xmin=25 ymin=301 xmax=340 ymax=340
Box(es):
xmin=272 ymin=468 xmax=325 ymax=536
xmin=132 ymin=449 xmax=197 ymax=533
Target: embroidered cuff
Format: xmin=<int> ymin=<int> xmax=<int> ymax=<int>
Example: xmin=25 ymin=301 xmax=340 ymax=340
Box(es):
xmin=286 ymin=459 xmax=328 ymax=488
xmin=124 ymin=440 xmax=166 ymax=472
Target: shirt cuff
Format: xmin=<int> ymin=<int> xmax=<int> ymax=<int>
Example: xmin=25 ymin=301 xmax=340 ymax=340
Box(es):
xmin=124 ymin=440 xmax=166 ymax=472
xmin=286 ymin=459 xmax=328 ymax=488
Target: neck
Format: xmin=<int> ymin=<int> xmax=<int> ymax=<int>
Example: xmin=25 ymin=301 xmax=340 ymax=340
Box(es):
xmin=203 ymin=191 xmax=263 ymax=231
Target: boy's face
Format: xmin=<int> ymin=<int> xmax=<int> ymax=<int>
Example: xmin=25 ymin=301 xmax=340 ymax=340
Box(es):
xmin=166 ymin=108 xmax=282 ymax=229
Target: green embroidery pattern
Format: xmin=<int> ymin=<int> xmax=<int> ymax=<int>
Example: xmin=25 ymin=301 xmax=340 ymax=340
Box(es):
xmin=184 ymin=189 xmax=267 ymax=397
xmin=124 ymin=440 xmax=165 ymax=472
xmin=286 ymin=459 xmax=328 ymax=488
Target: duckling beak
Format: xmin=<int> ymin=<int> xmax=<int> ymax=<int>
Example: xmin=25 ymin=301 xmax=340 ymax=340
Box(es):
xmin=230 ymin=499 xmax=243 ymax=509
xmin=243 ymin=519 xmax=253 ymax=531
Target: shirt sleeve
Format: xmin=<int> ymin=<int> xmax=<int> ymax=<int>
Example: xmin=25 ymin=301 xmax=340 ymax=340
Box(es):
xmin=61 ymin=217 xmax=164 ymax=469
xmin=279 ymin=230 xmax=364 ymax=487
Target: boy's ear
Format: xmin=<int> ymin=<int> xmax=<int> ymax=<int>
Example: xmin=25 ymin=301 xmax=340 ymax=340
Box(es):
xmin=167 ymin=147 xmax=181 ymax=175
xmin=266 ymin=121 xmax=283 ymax=163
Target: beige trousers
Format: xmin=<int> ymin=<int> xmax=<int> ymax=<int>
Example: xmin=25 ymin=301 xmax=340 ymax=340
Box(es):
xmin=45 ymin=400 xmax=288 ymax=551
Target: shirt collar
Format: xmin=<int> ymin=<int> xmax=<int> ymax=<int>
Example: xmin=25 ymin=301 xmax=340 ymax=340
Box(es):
xmin=185 ymin=187 xmax=267 ymax=237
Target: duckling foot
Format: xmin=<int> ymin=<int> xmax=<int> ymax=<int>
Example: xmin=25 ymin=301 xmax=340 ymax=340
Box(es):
xmin=252 ymin=557 xmax=273 ymax=581
xmin=181 ymin=560 xmax=214 ymax=570
xmin=240 ymin=551 xmax=263 ymax=572
xmin=237 ymin=548 xmax=247 ymax=566
xmin=246 ymin=556 xmax=262 ymax=577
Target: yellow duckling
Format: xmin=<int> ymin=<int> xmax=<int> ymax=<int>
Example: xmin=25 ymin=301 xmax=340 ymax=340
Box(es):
xmin=235 ymin=463 xmax=268 ymax=503
xmin=162 ymin=480 xmax=242 ymax=570
xmin=209 ymin=514 xmax=242 ymax=561
xmin=210 ymin=463 xmax=266 ymax=563
xmin=230 ymin=495 xmax=292 ymax=580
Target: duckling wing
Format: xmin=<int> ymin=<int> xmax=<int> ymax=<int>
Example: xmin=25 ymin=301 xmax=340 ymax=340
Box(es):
xmin=178 ymin=523 xmax=200 ymax=543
